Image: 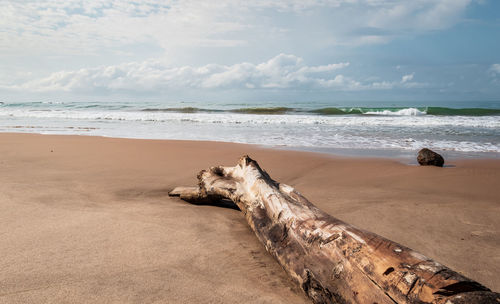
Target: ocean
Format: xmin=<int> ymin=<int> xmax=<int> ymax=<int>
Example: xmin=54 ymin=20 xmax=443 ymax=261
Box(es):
xmin=1 ymin=100 xmax=499 ymax=159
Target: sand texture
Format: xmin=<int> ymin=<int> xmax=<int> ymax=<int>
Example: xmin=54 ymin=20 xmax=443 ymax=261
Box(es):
xmin=0 ymin=133 xmax=499 ymax=303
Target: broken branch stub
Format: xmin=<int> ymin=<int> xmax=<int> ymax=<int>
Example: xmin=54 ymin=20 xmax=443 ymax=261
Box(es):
xmin=169 ymin=156 xmax=499 ymax=303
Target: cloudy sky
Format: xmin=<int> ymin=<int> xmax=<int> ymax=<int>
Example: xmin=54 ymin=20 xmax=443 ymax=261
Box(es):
xmin=1 ymin=0 xmax=499 ymax=103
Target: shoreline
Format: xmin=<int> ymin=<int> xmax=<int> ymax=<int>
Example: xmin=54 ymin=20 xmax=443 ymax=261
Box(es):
xmin=1 ymin=133 xmax=499 ymax=302
xmin=2 ymin=130 xmax=500 ymax=161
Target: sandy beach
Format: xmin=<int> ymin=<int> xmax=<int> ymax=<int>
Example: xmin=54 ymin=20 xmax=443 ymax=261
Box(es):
xmin=0 ymin=133 xmax=499 ymax=303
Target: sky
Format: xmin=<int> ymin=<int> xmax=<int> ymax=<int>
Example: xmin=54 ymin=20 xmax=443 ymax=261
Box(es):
xmin=1 ymin=0 xmax=499 ymax=104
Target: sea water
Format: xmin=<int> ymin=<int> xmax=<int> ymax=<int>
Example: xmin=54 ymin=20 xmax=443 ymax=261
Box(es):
xmin=0 ymin=100 xmax=499 ymax=158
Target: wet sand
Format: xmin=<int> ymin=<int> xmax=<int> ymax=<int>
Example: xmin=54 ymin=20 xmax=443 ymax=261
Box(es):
xmin=0 ymin=133 xmax=499 ymax=303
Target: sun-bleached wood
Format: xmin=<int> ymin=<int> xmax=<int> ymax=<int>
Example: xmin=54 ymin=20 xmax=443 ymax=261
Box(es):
xmin=169 ymin=156 xmax=499 ymax=303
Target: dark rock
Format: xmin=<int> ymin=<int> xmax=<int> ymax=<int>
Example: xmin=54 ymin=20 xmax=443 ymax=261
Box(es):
xmin=417 ymin=148 xmax=444 ymax=167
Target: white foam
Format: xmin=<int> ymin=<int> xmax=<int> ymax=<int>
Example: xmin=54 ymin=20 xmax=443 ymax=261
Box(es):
xmin=364 ymin=107 xmax=426 ymax=116
xmin=1 ymin=106 xmax=499 ymax=154
xmin=0 ymin=109 xmax=498 ymax=129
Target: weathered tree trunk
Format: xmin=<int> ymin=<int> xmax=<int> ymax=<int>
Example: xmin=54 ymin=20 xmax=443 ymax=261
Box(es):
xmin=169 ymin=156 xmax=499 ymax=303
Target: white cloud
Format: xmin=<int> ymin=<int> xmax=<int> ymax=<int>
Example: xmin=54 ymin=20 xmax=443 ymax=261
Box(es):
xmin=366 ymin=0 xmax=473 ymax=31
xmin=0 ymin=0 xmax=247 ymax=56
xmin=0 ymin=0 xmax=474 ymax=59
xmin=11 ymin=54 xmax=357 ymax=92
xmin=370 ymin=73 xmax=426 ymax=89
xmin=490 ymin=64 xmax=500 ymax=74
xmin=4 ymin=54 xmax=433 ymax=94
xmin=0 ymin=1 xmax=478 ymax=99
xmin=401 ymin=73 xmax=414 ymax=83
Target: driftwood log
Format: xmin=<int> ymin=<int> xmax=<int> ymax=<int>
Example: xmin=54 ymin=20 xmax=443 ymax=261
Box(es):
xmin=169 ymin=156 xmax=499 ymax=303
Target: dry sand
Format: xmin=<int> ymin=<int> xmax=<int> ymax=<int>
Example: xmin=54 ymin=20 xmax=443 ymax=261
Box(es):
xmin=0 ymin=133 xmax=499 ymax=303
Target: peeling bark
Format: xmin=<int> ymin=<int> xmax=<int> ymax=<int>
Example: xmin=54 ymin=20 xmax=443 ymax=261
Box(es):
xmin=169 ymin=156 xmax=499 ymax=303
